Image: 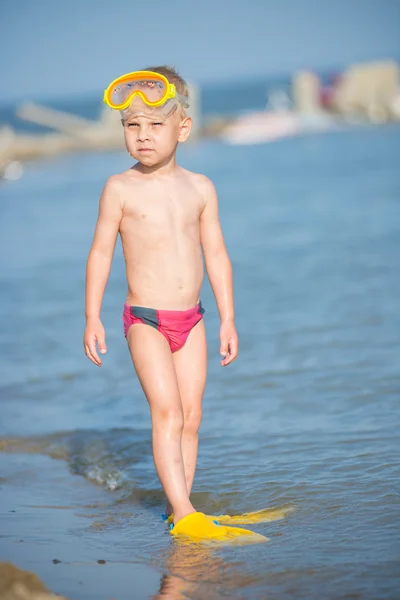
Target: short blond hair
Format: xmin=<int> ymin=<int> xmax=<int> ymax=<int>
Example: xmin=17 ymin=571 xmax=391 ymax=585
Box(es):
xmin=144 ymin=65 xmax=189 ymax=114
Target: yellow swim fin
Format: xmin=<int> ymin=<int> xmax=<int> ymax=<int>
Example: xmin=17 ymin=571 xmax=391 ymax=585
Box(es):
xmin=165 ymin=505 xmax=292 ymax=526
xmin=169 ymin=512 xmax=268 ymax=544
xmin=210 ymin=505 xmax=293 ymax=525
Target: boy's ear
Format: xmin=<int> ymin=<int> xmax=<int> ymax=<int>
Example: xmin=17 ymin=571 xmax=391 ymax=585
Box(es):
xmin=178 ymin=116 xmax=192 ymax=142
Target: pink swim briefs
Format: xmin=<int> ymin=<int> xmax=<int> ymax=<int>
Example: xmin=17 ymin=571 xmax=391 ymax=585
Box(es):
xmin=123 ymin=301 xmax=205 ymax=353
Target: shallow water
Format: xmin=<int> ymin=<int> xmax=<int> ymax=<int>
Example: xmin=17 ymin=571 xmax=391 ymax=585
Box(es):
xmin=1 ymin=125 xmax=400 ymax=599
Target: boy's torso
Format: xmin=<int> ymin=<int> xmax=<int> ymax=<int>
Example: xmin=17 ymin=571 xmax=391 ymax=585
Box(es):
xmin=118 ymin=166 xmax=206 ymax=310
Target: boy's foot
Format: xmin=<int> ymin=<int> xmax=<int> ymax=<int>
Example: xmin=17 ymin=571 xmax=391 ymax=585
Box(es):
xmin=169 ymin=512 xmax=268 ymax=543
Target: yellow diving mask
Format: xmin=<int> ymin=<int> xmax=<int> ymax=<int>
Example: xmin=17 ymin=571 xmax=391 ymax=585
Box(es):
xmin=103 ymin=70 xmax=189 ymax=120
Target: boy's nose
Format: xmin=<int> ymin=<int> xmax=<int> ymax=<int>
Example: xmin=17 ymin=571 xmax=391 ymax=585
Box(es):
xmin=137 ymin=126 xmax=151 ymax=142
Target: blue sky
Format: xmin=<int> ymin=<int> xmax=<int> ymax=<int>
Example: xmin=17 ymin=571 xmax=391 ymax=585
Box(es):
xmin=2 ymin=0 xmax=399 ymax=104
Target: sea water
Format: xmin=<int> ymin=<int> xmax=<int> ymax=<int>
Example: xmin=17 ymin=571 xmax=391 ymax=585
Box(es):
xmin=0 ymin=124 xmax=399 ymax=599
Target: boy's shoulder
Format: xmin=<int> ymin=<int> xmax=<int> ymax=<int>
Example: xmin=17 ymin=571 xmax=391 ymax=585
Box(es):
xmin=104 ymin=169 xmax=140 ymax=188
xmin=101 ymin=169 xmax=143 ymax=200
xmin=179 ymin=167 xmax=216 ymax=194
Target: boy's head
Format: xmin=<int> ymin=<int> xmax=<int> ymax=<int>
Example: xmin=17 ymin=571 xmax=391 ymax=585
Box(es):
xmin=113 ymin=65 xmax=192 ymax=167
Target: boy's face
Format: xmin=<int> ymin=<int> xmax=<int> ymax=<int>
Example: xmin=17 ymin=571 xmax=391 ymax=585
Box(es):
xmin=122 ymin=98 xmax=191 ymax=167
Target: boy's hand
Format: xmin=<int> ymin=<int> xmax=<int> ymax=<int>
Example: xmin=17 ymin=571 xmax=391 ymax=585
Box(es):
xmin=84 ymin=318 xmax=107 ymax=367
xmin=219 ymin=320 xmax=238 ymax=366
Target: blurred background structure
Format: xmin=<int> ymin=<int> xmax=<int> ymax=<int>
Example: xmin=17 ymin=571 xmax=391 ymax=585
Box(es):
xmin=1 ymin=2 xmax=399 ymax=600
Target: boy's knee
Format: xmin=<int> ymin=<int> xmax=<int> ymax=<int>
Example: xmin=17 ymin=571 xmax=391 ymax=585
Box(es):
xmin=153 ymin=405 xmax=184 ymax=432
xmin=183 ymin=408 xmax=202 ymax=434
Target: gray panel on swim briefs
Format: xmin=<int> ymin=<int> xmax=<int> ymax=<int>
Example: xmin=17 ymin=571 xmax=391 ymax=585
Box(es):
xmin=130 ymin=306 xmax=159 ymax=329
xmin=198 ymin=301 xmax=205 ymax=315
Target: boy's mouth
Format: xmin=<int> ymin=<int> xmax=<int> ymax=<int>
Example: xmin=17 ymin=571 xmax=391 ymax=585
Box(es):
xmin=138 ymin=148 xmax=154 ymax=152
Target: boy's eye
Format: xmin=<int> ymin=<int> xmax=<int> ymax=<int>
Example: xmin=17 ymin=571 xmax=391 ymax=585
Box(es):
xmin=152 ymin=122 xmax=163 ymax=126
xmin=127 ymin=123 xmax=139 ymax=127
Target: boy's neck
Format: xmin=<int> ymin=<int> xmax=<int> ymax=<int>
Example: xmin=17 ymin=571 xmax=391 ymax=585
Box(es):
xmin=135 ymin=153 xmax=178 ymax=177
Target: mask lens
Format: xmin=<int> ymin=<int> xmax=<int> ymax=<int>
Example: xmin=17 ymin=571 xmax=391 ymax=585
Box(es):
xmin=111 ymin=78 xmax=166 ymax=107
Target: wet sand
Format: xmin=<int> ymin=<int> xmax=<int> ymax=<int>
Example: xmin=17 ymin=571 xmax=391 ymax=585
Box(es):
xmin=0 ymin=562 xmax=67 ymax=600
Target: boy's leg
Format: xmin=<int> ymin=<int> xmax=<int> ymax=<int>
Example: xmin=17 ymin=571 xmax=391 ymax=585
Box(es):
xmin=127 ymin=324 xmax=196 ymax=524
xmin=170 ymin=320 xmax=207 ymax=511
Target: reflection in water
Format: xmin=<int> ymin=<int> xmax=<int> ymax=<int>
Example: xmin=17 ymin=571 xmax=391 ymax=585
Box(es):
xmin=152 ymin=540 xmax=255 ymax=600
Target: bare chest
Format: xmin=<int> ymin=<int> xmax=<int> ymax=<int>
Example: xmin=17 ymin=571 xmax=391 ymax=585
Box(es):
xmin=122 ymin=187 xmax=202 ymax=235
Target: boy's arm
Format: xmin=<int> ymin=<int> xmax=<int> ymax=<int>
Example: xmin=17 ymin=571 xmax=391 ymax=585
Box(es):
xmin=199 ymin=177 xmax=238 ymax=366
xmin=84 ymin=177 xmax=123 ymax=366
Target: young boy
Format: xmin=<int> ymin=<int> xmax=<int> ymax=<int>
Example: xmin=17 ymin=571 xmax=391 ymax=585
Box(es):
xmin=84 ymin=67 xmax=263 ymax=542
